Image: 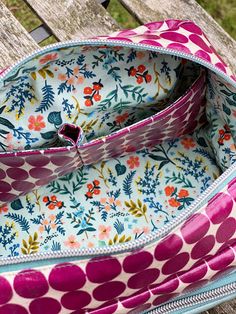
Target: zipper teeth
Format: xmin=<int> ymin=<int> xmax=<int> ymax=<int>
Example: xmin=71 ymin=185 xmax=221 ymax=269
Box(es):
xmin=0 ymin=39 xmax=236 ymax=266
xmin=148 ymin=282 xmax=236 ymax=314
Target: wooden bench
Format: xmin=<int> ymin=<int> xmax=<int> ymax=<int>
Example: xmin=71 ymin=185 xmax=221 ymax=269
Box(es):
xmin=0 ymin=1 xmax=236 ymax=313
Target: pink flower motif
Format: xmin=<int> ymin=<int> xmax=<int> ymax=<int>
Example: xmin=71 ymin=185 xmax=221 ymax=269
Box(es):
xmin=5 ymin=133 xmax=13 ymax=142
xmin=98 ymin=225 xmax=111 ymax=240
xmin=39 ymin=53 xmax=58 ymax=64
xmin=77 ymin=76 xmax=84 ymax=84
xmin=58 ymin=73 xmax=67 ymax=81
xmin=133 ymin=227 xmax=140 ymax=234
xmin=64 ymin=235 xmax=80 ymax=249
xmin=143 ymin=226 xmax=150 ymax=234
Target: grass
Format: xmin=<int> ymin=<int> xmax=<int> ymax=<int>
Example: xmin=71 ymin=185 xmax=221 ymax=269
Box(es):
xmin=2 ymin=0 xmax=236 ymax=44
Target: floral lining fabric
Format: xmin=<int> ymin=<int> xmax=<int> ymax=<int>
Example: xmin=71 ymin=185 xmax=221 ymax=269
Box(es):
xmin=1 ymin=48 xmax=236 ymax=258
xmin=0 ymin=135 xmax=221 ymax=257
xmin=0 ymin=46 xmax=199 ymax=151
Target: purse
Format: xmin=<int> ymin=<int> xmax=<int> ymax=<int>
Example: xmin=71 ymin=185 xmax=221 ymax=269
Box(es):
xmin=0 ymin=19 xmax=236 ymax=314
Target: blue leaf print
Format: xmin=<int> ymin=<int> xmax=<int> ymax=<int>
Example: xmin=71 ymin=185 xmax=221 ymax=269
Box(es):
xmin=35 ymin=80 xmax=55 ymax=113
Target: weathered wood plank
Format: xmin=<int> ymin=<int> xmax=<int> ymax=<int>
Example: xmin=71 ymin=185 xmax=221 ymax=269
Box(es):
xmin=205 ymin=300 xmax=236 ymax=314
xmin=0 ymin=1 xmax=38 ymax=68
xmin=25 ymin=0 xmax=120 ymax=41
xmin=119 ymin=0 xmax=236 ymax=74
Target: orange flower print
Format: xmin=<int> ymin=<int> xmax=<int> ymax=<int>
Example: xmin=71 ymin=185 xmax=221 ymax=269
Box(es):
xmin=43 ymin=195 xmax=65 ymax=210
xmin=77 ymin=76 xmax=84 ymax=84
xmin=168 ymin=198 xmax=181 ymax=207
xmin=73 ymin=66 xmax=80 ymax=75
xmin=84 ymin=79 xmax=103 ymax=107
xmin=58 ymin=73 xmax=67 ymax=81
xmin=178 ymin=189 xmax=189 ymax=198
xmin=85 ymin=180 xmax=101 ymax=200
xmin=115 ymin=112 xmax=129 ymax=124
xmin=126 ymin=65 xmax=152 ymax=84
xmin=28 ymin=115 xmax=46 ymax=132
xmin=64 ymin=235 xmax=80 ymax=249
xmin=127 ymin=156 xmax=140 ymax=169
xmin=67 ymin=76 xmax=75 ymax=85
xmin=0 ymin=206 xmax=8 ymax=214
xmin=39 ymin=53 xmax=58 ymax=64
xmin=38 ymin=225 xmax=44 ymax=233
xmin=164 ymin=186 xmax=175 ymax=197
xmin=98 ymin=225 xmax=111 ymax=240
xmin=181 ymin=137 xmax=196 ymax=149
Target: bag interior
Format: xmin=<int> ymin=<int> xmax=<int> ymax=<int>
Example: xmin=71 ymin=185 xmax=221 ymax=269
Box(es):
xmin=0 ymin=45 xmax=236 ymax=257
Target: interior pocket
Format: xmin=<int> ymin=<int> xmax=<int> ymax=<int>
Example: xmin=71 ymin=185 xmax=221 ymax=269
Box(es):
xmin=0 ymin=47 xmax=200 ymax=152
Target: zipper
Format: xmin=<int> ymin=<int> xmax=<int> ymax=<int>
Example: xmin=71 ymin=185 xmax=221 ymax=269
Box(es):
xmin=147 ymin=282 xmax=236 ymax=314
xmin=0 ymin=39 xmax=236 ymax=267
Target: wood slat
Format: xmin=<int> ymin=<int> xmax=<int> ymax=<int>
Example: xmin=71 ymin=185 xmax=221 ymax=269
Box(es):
xmin=0 ymin=1 xmax=38 ymax=68
xmin=205 ymin=300 xmax=236 ymax=314
xmin=25 ymin=0 xmax=120 ymax=41
xmin=119 ymin=0 xmax=236 ymax=74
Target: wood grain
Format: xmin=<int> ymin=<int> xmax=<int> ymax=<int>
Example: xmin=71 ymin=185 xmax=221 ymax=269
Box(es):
xmin=119 ymin=0 xmax=236 ymax=74
xmin=25 ymin=0 xmax=120 ymax=41
xmin=204 ymin=300 xmax=236 ymax=314
xmin=0 ymin=1 xmax=38 ymax=68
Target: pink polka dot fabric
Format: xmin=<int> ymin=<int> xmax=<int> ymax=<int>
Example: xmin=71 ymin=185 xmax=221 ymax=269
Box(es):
xmin=0 ymin=18 xmax=235 ymax=206
xmin=0 ymin=178 xmax=236 ymax=313
xmin=0 ymin=67 xmax=206 ymax=206
xmin=1 ymin=19 xmax=236 ymax=313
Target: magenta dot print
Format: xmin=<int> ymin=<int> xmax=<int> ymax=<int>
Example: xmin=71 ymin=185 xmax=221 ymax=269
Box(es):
xmin=162 ymin=252 xmax=190 ymax=275
xmin=181 ymin=213 xmax=210 ymax=244
xmin=49 ymin=263 xmax=86 ymax=291
xmin=0 ymin=157 xmax=25 ymax=167
xmin=127 ymin=268 xmax=160 ymax=289
xmin=0 ymin=304 xmax=28 ymax=314
xmin=6 ymin=168 xmax=29 ymax=180
xmin=180 ymin=22 xmax=203 ymax=35
xmin=86 ymin=257 xmax=121 ymax=283
xmin=179 ymin=261 xmax=208 ymax=283
xmin=29 ymin=167 xmax=53 ymax=179
xmin=0 ymin=276 xmax=12 ymax=305
xmin=208 ymin=248 xmax=235 ymax=271
xmin=189 ymin=34 xmax=212 ymax=53
xmin=93 ymin=281 xmax=126 ymax=301
xmin=120 ymin=288 xmax=150 ymax=309
xmin=14 ymin=270 xmax=49 ymax=298
xmin=0 ymin=169 xmax=6 ymax=180
xmin=154 ymin=234 xmax=183 ymax=261
xmin=26 ymin=155 xmax=50 ymax=167
xmin=11 ymin=181 xmax=35 ymax=192
xmin=191 ymin=235 xmax=215 ymax=259
xmin=216 ymin=217 xmax=236 ymax=243
xmin=0 ymin=181 xmax=11 ymax=192
xmin=160 ymin=32 xmax=188 ymax=43
xmin=151 ymin=275 xmax=179 ymax=294
xmin=61 ymin=291 xmax=91 ymax=310
xmin=205 ymin=193 xmax=233 ymax=224
xmin=29 ymin=297 xmax=61 ymax=314
xmin=123 ymin=251 xmax=153 ymax=273
xmin=0 ymin=192 xmax=17 ymax=202
xmin=152 ymin=293 xmax=178 ymax=306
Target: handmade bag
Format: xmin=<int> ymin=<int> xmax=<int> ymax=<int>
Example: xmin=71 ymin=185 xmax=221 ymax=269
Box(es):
xmin=0 ymin=19 xmax=236 ymax=314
